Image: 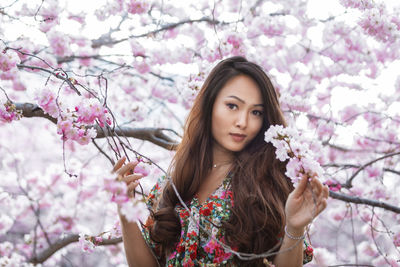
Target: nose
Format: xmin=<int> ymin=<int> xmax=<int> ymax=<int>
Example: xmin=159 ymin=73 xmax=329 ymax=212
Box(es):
xmin=235 ymin=110 xmax=248 ymax=129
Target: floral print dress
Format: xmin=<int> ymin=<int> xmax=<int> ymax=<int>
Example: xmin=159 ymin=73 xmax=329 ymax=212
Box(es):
xmin=141 ymin=175 xmax=313 ymax=266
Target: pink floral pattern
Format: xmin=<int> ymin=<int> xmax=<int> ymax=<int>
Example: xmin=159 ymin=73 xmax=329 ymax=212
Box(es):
xmin=142 ymin=175 xmax=313 ymax=266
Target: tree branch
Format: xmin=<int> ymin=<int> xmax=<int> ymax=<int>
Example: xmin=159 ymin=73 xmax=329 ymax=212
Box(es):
xmin=323 ymin=163 xmax=400 ymax=176
xmin=91 ymin=17 xmax=222 ymax=48
xmin=14 ymin=102 xmax=179 ymax=150
xmin=29 ymin=234 xmax=122 ymax=264
xmin=343 ymin=151 xmax=400 ymax=189
xmin=15 ymin=103 xmax=57 ymax=123
xmin=329 ymin=191 xmax=400 ymax=214
xmin=16 ymin=64 xmax=81 ymax=96
xmin=96 ymin=127 xmax=179 ymax=150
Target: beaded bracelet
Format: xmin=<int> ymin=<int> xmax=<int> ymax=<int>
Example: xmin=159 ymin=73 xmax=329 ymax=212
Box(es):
xmin=284 ymin=225 xmax=305 ymax=240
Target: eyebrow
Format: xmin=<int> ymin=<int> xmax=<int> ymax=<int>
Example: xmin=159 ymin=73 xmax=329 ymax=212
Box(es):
xmin=227 ymin=95 xmax=263 ymax=107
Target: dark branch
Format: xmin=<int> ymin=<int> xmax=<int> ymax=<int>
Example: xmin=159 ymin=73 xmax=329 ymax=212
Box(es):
xmin=96 ymin=127 xmax=179 ymax=150
xmin=91 ymin=17 xmax=222 ymax=48
xmin=29 ymin=234 xmax=122 ymax=264
xmin=14 ymin=102 xmax=179 ymax=150
xmin=323 ymin=163 xmax=400 ymax=176
xmin=15 ymin=103 xmax=57 ymax=123
xmin=329 ymin=191 xmax=400 ymax=214
xmin=343 ymin=151 xmax=400 ymax=189
xmin=16 ymin=64 xmax=81 ymax=96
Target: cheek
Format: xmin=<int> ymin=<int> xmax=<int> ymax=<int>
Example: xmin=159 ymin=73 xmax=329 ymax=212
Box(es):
xmin=212 ymin=105 xmax=228 ymax=125
xmin=211 ymin=106 xmax=226 ymax=135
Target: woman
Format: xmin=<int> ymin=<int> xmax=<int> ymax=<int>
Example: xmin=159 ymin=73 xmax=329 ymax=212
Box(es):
xmin=114 ymin=56 xmax=329 ymax=266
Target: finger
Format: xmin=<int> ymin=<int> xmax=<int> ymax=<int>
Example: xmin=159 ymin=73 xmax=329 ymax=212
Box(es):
xmin=323 ymin=185 xmax=329 ymax=198
xmin=315 ymin=188 xmax=329 ymax=212
xmin=316 ymin=199 xmax=328 ymax=215
xmin=126 ymin=180 xmax=140 ymax=198
xmin=310 ymin=177 xmax=323 ymax=194
xmin=122 ymin=173 xmax=144 ymax=184
xmin=292 ymin=174 xmax=308 ymax=197
xmin=117 ymin=161 xmax=139 ymax=176
xmin=112 ymin=157 xmax=126 ymax=173
xmin=127 ymin=180 xmax=140 ymax=192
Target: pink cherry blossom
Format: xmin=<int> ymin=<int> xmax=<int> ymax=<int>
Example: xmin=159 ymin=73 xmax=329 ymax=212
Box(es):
xmin=12 ymin=80 xmax=26 ymax=91
xmin=133 ymin=60 xmax=150 ymax=74
xmin=225 ymin=33 xmax=245 ymax=55
xmin=265 ymin=125 xmax=324 ymax=185
xmin=0 ymin=241 xmax=13 ymax=257
xmin=104 ymin=178 xmax=129 ymax=204
xmin=365 ymin=165 xmax=382 ymax=178
xmin=340 ymin=105 xmax=361 ymax=124
xmin=324 ymin=178 xmax=341 ymax=192
xmin=394 ymin=233 xmax=400 ymax=247
xmin=0 ymin=68 xmax=17 ymax=80
xmin=78 ymin=234 xmax=95 ymax=253
xmin=0 ymin=101 xmax=23 ymax=123
xmin=47 ymin=30 xmax=71 ymax=57
xmin=246 ymin=16 xmax=285 ymax=38
xmin=119 ymin=200 xmax=149 ymax=222
xmin=339 ymin=0 xmax=374 ymax=10
xmin=78 ymin=50 xmax=91 ymax=66
xmin=68 ymin=12 xmax=86 ymax=24
xmin=130 ymin=40 xmax=146 ymax=57
xmin=358 ymin=7 xmax=399 ymax=43
xmin=127 ymin=0 xmax=149 ymax=14
xmin=35 ymin=88 xmax=60 ymax=118
xmin=0 ymin=48 xmax=18 ymax=72
xmin=0 ymin=214 xmax=13 ymax=235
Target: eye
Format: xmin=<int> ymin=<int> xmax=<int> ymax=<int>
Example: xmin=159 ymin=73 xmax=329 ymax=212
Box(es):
xmin=252 ymin=110 xmax=263 ymax=116
xmin=226 ymin=103 xmax=238 ymax=110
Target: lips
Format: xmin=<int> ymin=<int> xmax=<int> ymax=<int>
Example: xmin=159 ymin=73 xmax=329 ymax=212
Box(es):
xmin=230 ymin=133 xmax=246 ymax=142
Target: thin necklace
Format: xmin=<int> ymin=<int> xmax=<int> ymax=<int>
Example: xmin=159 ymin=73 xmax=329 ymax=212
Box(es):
xmin=212 ymin=162 xmax=232 ymax=168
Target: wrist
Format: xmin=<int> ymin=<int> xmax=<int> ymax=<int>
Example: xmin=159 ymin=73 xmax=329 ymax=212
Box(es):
xmin=285 ymin=224 xmax=305 ymax=235
xmin=284 ymin=225 xmax=305 ymax=240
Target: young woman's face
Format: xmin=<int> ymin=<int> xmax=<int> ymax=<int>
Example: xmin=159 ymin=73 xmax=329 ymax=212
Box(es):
xmin=211 ymin=75 xmax=264 ymax=154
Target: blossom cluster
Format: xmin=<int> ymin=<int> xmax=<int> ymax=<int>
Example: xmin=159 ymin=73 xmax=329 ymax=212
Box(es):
xmin=264 ymin=125 xmax=324 ymax=185
xmin=358 ymin=7 xmax=399 ymax=43
xmin=127 ymin=0 xmax=149 ymax=14
xmin=0 ymin=47 xmax=18 ymax=72
xmin=47 ymin=30 xmax=72 ymax=57
xmin=78 ymin=233 xmax=97 ymax=253
xmin=394 ymin=232 xmax=400 ymax=247
xmin=247 ymin=16 xmax=285 ymax=38
xmin=57 ymin=116 xmax=98 ymax=145
xmin=339 ymin=0 xmax=374 ymax=10
xmin=324 ymin=178 xmax=342 ymax=192
xmin=35 ymin=89 xmax=112 ymax=145
xmin=103 ymin=177 xmax=130 ymax=205
xmin=225 ymin=33 xmax=245 ymax=56
xmin=0 ymin=101 xmax=23 ymax=123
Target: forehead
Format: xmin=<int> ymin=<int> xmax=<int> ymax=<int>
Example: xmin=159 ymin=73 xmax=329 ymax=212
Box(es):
xmin=217 ymin=75 xmax=262 ymax=103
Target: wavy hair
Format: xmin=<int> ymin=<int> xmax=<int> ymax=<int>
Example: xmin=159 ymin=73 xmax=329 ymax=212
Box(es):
xmin=149 ymin=56 xmax=293 ymax=266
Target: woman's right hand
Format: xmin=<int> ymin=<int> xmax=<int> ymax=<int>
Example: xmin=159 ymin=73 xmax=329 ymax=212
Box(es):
xmin=113 ymin=157 xmax=159 ymax=267
xmin=112 ymin=156 xmax=144 ymax=198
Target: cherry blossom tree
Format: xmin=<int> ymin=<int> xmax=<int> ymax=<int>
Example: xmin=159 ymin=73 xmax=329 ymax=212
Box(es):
xmin=1 ymin=0 xmax=400 ymax=266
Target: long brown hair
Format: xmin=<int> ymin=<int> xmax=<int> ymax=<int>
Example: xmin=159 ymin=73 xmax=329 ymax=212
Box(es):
xmin=149 ymin=56 xmax=293 ymax=265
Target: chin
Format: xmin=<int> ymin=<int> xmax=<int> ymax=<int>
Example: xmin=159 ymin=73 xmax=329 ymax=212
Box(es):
xmin=225 ymin=144 xmax=245 ymax=152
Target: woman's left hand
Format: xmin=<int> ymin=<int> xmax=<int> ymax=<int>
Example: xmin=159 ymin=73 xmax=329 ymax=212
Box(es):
xmin=285 ymin=174 xmax=329 ymax=232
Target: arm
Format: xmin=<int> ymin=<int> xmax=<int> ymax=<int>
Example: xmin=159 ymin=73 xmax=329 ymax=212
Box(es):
xmin=272 ymin=226 xmax=305 ymax=267
xmin=113 ymin=157 xmax=159 ymax=267
xmin=273 ymin=174 xmax=329 ymax=267
xmin=119 ymin=209 xmax=158 ymax=267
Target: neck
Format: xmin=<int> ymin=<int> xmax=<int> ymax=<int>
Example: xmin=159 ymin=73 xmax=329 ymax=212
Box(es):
xmin=212 ymin=143 xmax=234 ymax=168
